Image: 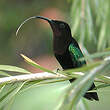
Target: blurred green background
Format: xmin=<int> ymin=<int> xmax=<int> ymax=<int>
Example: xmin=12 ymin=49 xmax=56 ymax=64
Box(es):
xmin=0 ymin=0 xmax=110 ymax=110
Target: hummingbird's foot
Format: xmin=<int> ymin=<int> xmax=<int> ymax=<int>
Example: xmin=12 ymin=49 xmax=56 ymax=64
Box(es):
xmin=53 ymin=68 xmax=63 ymax=73
xmin=56 ymin=68 xmax=61 ymax=72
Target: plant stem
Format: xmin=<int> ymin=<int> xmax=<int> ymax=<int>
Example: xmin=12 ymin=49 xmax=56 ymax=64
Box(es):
xmin=0 ymin=72 xmax=66 ymax=84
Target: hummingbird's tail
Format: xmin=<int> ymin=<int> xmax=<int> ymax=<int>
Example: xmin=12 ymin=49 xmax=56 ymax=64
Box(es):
xmin=84 ymin=83 xmax=99 ymax=101
xmin=69 ymin=79 xmax=99 ymax=101
xmin=84 ymin=92 xmax=99 ymax=101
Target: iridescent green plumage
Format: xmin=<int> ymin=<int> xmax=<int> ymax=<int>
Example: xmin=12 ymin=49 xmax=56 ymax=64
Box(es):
xmin=69 ymin=43 xmax=86 ymax=67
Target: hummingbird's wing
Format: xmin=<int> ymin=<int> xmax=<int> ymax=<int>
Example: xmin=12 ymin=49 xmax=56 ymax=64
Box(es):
xmin=68 ymin=43 xmax=86 ymax=67
xmin=68 ymin=43 xmax=99 ymax=101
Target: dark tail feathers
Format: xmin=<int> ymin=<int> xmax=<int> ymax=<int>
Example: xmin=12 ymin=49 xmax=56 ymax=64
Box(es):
xmin=84 ymin=92 xmax=99 ymax=101
xmin=84 ymin=83 xmax=99 ymax=101
xmin=69 ymin=79 xmax=99 ymax=101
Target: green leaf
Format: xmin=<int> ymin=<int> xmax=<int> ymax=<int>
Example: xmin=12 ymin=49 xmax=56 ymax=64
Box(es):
xmin=0 ymin=84 xmax=6 ymax=94
xmin=0 ymin=71 xmax=10 ymax=76
xmin=3 ymin=97 xmax=15 ymax=110
xmin=76 ymin=99 xmax=90 ymax=110
xmin=97 ymin=75 xmax=110 ymax=84
xmin=0 ymin=82 xmax=26 ymax=108
xmin=96 ymin=83 xmax=110 ymax=90
xmin=20 ymin=78 xmax=69 ymax=94
xmin=80 ymin=51 xmax=110 ymax=61
xmin=0 ymin=65 xmax=31 ymax=74
xmin=21 ymin=54 xmax=56 ymax=74
xmin=63 ymin=61 xmax=102 ymax=74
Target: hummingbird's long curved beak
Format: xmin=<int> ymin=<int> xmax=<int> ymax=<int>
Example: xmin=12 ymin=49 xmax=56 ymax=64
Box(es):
xmin=16 ymin=16 xmax=53 ymax=36
xmin=16 ymin=16 xmax=54 ymax=36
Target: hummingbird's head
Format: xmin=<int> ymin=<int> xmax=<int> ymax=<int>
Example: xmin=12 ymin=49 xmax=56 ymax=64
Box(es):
xmin=36 ymin=16 xmax=72 ymax=38
xmin=36 ymin=16 xmax=72 ymax=54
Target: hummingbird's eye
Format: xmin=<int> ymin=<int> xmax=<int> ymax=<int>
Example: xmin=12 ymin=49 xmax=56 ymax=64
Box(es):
xmin=59 ymin=23 xmax=65 ymax=29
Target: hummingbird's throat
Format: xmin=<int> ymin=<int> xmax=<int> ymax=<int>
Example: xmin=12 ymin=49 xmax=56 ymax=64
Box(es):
xmin=49 ymin=23 xmax=61 ymax=37
xmin=53 ymin=36 xmax=71 ymax=54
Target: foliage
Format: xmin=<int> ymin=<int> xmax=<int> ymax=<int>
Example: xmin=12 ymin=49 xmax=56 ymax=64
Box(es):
xmin=70 ymin=0 xmax=110 ymax=53
xmin=0 ymin=51 xmax=110 ymax=109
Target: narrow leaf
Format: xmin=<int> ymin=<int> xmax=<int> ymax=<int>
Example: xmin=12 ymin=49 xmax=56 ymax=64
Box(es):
xmin=0 ymin=71 xmax=11 ymax=76
xmin=21 ymin=54 xmax=56 ymax=74
xmin=76 ymin=99 xmax=90 ymax=110
xmin=96 ymin=83 xmax=110 ymax=90
xmin=81 ymin=51 xmax=110 ymax=61
xmin=0 ymin=84 xmax=6 ymax=94
xmin=97 ymin=75 xmax=110 ymax=84
xmin=63 ymin=61 xmax=102 ymax=73
xmin=0 ymin=65 xmax=31 ymax=74
xmin=0 ymin=82 xmax=26 ymax=108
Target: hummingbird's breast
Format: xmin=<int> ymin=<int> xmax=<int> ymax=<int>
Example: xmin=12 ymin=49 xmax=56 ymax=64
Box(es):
xmin=54 ymin=48 xmax=74 ymax=69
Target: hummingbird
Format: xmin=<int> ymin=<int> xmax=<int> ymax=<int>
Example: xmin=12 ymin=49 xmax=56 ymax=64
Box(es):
xmin=16 ymin=16 xmax=99 ymax=101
